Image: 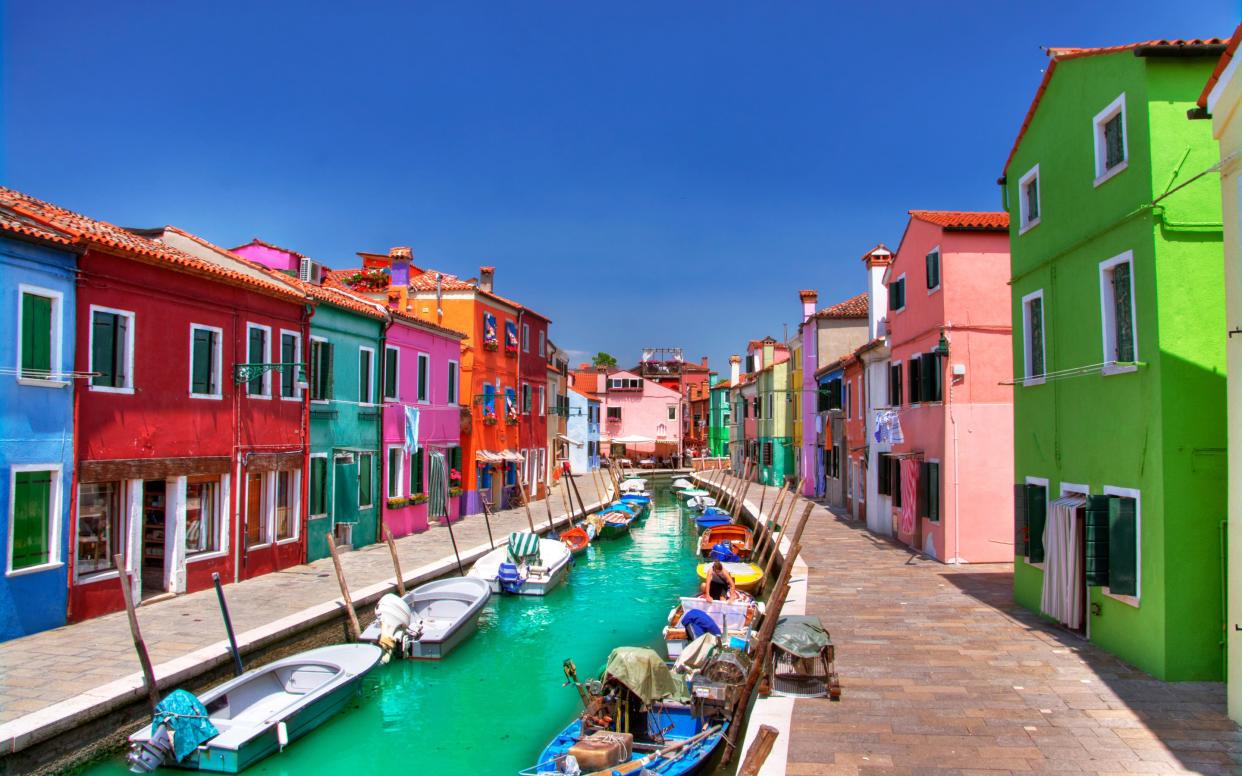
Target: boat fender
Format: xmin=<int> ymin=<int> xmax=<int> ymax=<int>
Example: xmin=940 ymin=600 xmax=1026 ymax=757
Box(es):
xmin=277 ymin=721 xmax=289 ymax=751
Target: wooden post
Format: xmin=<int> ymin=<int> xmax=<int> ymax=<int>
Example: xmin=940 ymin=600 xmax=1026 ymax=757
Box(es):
xmin=762 ymin=502 xmax=813 ymax=595
xmin=738 ymin=725 xmax=780 ymax=776
xmin=566 ymin=469 xmax=588 ymax=518
xmin=756 ymin=482 xmax=769 ymax=523
xmin=478 ymin=487 xmax=497 ymax=550
xmin=326 ymin=536 xmax=361 ymax=642
xmin=731 ymin=469 xmax=755 ymax=522
xmin=752 ymin=483 xmax=788 ymax=564
xmin=760 ymin=477 xmax=803 ymax=566
xmin=544 ymin=475 xmax=559 ymax=533
xmin=516 ymin=477 xmax=537 ymax=534
xmin=116 ymin=554 xmax=160 ymax=711
xmin=561 ymin=475 xmax=577 ymax=525
xmin=383 ymin=525 xmax=406 ymax=596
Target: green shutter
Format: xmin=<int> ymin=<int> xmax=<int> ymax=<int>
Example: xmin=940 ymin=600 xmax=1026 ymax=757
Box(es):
xmin=930 ymin=353 xmax=943 ymax=402
xmin=1105 ymin=114 xmax=1124 ymax=169
xmin=281 ymin=334 xmax=296 ymax=396
xmin=310 ymin=458 xmax=326 ymax=514
xmin=92 ymin=312 xmax=117 ymax=387
xmin=1084 ymin=495 xmax=1111 ymax=587
xmin=1014 ymin=484 xmax=1029 ymax=556
xmin=359 ymin=454 xmax=372 ymax=506
xmin=927 ymin=462 xmax=939 ymax=522
xmin=324 ymin=342 xmax=334 ymax=399
xmin=384 ymin=348 xmax=398 ymax=400
xmin=926 ymin=250 xmax=939 ymax=289
xmin=248 ymin=328 xmax=265 ymax=394
xmin=11 ymin=470 xmax=51 ymax=569
xmin=1026 ymin=485 xmax=1047 ymax=563
xmin=192 ymin=329 xmax=214 ymax=394
xmin=1029 ymin=299 xmax=1044 ymax=377
xmin=412 ymin=449 xmax=424 ymax=496
xmin=917 ymin=461 xmax=930 ymax=518
xmin=21 ymin=293 xmax=53 ymax=377
xmin=1112 ymin=263 xmax=1134 ymax=362
xmin=418 ymin=356 xmax=428 ymax=402
xmin=892 ymin=460 xmax=902 ymax=508
xmin=1108 ymin=496 xmax=1137 ymax=596
xmin=908 ymin=358 xmax=920 ymax=403
xmin=359 ymin=350 xmax=371 ymax=403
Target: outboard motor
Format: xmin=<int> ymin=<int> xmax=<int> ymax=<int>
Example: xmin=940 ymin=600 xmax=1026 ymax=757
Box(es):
xmin=497 ymin=562 xmax=527 ymax=594
xmin=375 ymin=593 xmax=414 ymax=663
xmin=127 ymin=723 xmax=173 ymax=773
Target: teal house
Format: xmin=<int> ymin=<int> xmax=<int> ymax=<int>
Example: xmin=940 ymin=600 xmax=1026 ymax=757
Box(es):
xmin=708 ymin=374 xmax=731 ymax=458
xmin=1002 ymin=38 xmax=1228 ymax=680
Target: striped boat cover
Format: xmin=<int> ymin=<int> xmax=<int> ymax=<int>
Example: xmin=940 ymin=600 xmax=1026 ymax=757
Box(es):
xmin=508 ymin=531 xmax=541 ymax=562
xmin=428 ymin=450 xmax=449 ymax=519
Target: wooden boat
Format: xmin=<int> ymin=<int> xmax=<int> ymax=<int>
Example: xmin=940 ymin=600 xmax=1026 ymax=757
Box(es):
xmin=467 ymin=533 xmax=572 ymax=596
xmin=560 ymin=525 xmax=591 ymax=555
xmin=597 ymin=508 xmax=637 ymax=539
xmin=619 ymin=478 xmax=647 ymax=493
xmin=697 ymin=524 xmax=753 ymax=559
xmin=663 ymin=594 xmax=761 ymax=659
xmin=358 ymin=577 xmax=491 ymax=660
xmin=126 ymin=644 xmax=382 ymax=773
xmin=696 ymin=561 xmax=764 ymax=594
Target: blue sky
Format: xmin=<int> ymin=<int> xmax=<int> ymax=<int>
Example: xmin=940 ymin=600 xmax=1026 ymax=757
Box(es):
xmin=3 ymin=2 xmax=1236 ymax=371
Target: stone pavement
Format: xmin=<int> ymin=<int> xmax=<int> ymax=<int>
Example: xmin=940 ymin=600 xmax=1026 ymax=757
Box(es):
xmin=0 ymin=474 xmax=605 ymax=730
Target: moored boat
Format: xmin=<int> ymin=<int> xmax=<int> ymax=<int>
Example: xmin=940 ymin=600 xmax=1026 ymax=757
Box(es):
xmin=697 ymin=524 xmax=753 ymax=560
xmin=695 ymin=561 xmax=764 ymax=594
xmin=126 ymin=644 xmax=382 ymax=773
xmin=560 ymin=525 xmax=591 ymax=555
xmin=359 ymin=577 xmax=491 ymax=660
xmin=694 ymin=509 xmax=733 ymax=529
xmin=597 ymin=508 xmax=637 ymax=539
xmin=663 ymin=594 xmax=761 ymax=659
xmin=671 ymin=477 xmax=693 ymax=490
xmin=467 ymin=533 xmax=573 ymax=596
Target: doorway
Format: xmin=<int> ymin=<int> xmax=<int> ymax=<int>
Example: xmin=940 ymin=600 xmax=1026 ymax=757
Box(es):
xmin=1042 ymin=495 xmax=1088 ymax=635
xmin=140 ymin=480 xmax=168 ymax=599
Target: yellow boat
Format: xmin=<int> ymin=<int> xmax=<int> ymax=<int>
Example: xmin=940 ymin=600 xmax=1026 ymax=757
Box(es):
xmin=696 ymin=561 xmax=764 ymax=594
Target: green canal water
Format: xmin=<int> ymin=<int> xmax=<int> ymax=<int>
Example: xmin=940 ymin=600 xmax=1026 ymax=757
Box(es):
xmin=83 ymin=479 xmax=709 ymax=775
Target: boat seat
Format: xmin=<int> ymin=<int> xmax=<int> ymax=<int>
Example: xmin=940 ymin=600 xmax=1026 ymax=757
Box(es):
xmin=277 ymin=664 xmax=337 ymax=695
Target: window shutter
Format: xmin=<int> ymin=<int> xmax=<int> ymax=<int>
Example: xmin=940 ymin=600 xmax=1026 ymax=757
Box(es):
xmin=192 ymin=329 xmax=213 ymax=394
xmin=248 ymin=328 xmax=265 ymax=394
xmin=359 ymin=455 xmax=372 ymax=506
xmin=917 ymin=461 xmax=930 ymax=518
xmin=926 ymin=251 xmax=939 ymax=289
xmin=281 ymin=335 xmax=296 ymax=396
xmin=1105 ymin=114 xmax=1124 ymax=169
xmin=92 ymin=313 xmax=117 ymax=387
xmin=930 ymin=354 xmax=943 ymax=402
xmin=325 ymin=343 xmax=334 ymax=399
xmin=12 ymin=470 xmax=51 ymax=569
xmin=1112 ymin=263 xmax=1134 ymax=362
xmin=418 ymin=355 xmax=428 ymax=401
xmin=1014 ymin=484 xmax=1029 ymax=556
xmin=908 ymin=358 xmax=920 ymax=403
xmin=927 ymin=462 xmax=940 ymax=522
xmin=892 ymin=461 xmax=902 ymax=508
xmin=1029 ymin=300 xmax=1044 ymax=377
xmin=412 ymin=450 xmax=424 ymax=496
xmin=311 ymin=458 xmax=326 ymax=514
xmin=897 ymin=279 xmax=906 ymax=309
xmin=384 ymin=348 xmax=398 ymax=399
xmin=1108 ymin=496 xmax=1137 ymax=595
xmin=1026 ymin=485 xmax=1047 ymax=563
xmin=1084 ymin=495 xmax=1111 ymax=587
xmin=21 ymin=293 xmax=52 ymax=376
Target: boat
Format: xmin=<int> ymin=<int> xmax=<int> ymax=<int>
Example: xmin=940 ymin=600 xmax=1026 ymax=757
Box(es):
xmin=519 ymin=647 xmax=746 ymax=776
xmin=597 ymin=508 xmax=638 ymax=539
xmin=671 ymin=478 xmax=693 ymax=490
xmin=467 ymin=533 xmax=573 ymax=596
xmin=358 ymin=577 xmax=491 ymax=660
xmin=126 ymin=644 xmax=382 ymax=773
xmin=697 ymin=524 xmax=753 ymax=560
xmin=694 ymin=509 xmax=733 ymax=529
xmin=619 ymin=478 xmax=647 ymax=493
xmin=663 ymin=594 xmax=761 ymax=659
xmin=560 ymin=525 xmax=591 ymax=555
xmin=619 ymin=493 xmax=652 ymax=506
xmin=696 ymin=561 xmax=765 ymax=594
xmin=685 ymin=495 xmax=717 ymax=511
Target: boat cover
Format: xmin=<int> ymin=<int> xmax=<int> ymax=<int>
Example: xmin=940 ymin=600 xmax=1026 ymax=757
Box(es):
xmin=603 ymin=647 xmax=689 ymax=706
xmin=680 ymin=609 xmax=721 ymax=639
xmin=152 ymin=689 xmax=218 ymax=762
xmin=508 ymin=532 xmax=542 ymax=562
xmin=772 ymin=615 xmax=832 ymax=659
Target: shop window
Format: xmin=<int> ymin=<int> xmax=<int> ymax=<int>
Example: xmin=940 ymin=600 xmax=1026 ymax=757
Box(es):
xmin=185 ymin=475 xmax=221 ymax=555
xmin=190 ymin=324 xmax=223 ymax=398
xmin=310 ymin=338 xmax=333 ymax=401
xmin=90 ymin=307 xmax=134 ymax=391
xmin=18 ymin=286 xmax=62 ymax=384
xmin=246 ymin=324 xmax=271 ymax=397
xmin=9 ymin=467 xmax=59 ymax=571
xmin=77 ymin=481 xmax=122 ymax=576
xmin=280 ymin=331 xmax=302 ymax=399
xmin=384 ymin=346 xmax=400 ymax=401
xmin=359 ymin=453 xmax=374 ymax=508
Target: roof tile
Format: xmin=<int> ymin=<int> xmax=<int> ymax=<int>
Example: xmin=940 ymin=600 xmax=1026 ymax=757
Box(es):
xmin=909 ymin=210 xmax=1009 ymax=231
xmin=815 ymin=292 xmax=868 ymax=319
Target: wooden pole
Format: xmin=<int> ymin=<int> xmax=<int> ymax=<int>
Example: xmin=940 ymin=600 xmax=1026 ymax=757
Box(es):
xmin=738 ymin=725 xmax=780 ymax=776
xmin=752 ymin=483 xmax=788 ymax=564
xmin=757 ymin=478 xmax=803 ymax=567
xmin=756 ymin=482 xmax=769 ymax=523
xmin=516 ymin=477 xmax=537 ymax=534
xmin=211 ymin=572 xmax=244 ymax=677
xmin=477 ymin=486 xmax=497 ymax=550
xmin=325 ymin=536 xmax=361 ymax=642
xmin=383 ymin=525 xmax=406 ymax=596
xmin=731 ymin=468 xmax=755 ymax=522
xmin=544 ymin=475 xmax=559 ymax=534
xmin=116 ymin=554 xmax=160 ymax=711
xmin=567 ymin=470 xmax=589 ymax=519
xmin=762 ymin=502 xmax=813 ymax=595
xmin=561 ymin=475 xmax=576 ymax=528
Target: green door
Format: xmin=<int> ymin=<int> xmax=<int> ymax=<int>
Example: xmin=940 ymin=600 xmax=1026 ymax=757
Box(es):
xmin=334 ymin=458 xmax=358 ymax=546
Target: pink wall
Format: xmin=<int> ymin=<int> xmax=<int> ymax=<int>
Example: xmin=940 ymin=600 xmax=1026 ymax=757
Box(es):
xmin=602 ymin=370 xmax=683 ymax=444
xmin=231 ymin=242 xmax=300 ymax=274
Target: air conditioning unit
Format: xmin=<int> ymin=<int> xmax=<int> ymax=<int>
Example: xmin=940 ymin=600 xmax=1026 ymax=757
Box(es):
xmin=298 ymin=258 xmax=323 ymax=283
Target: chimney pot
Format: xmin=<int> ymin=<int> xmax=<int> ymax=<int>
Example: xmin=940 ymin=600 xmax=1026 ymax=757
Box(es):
xmin=390 ymin=246 xmax=412 ymax=286
xmin=700 ymin=356 xmax=709 ymax=368
xmin=479 ymin=265 xmax=495 ymax=293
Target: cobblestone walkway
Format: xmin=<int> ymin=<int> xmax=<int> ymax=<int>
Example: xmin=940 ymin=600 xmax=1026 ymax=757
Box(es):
xmin=0 ymin=476 xmax=603 ymax=726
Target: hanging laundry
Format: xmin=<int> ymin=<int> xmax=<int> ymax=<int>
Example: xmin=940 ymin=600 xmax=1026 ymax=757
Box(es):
xmin=404 ymin=405 xmax=420 ymax=455
xmin=899 ymin=459 xmax=919 ymax=536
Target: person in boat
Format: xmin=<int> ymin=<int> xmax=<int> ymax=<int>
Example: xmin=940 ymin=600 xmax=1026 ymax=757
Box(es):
xmin=702 ymin=560 xmax=738 ymax=601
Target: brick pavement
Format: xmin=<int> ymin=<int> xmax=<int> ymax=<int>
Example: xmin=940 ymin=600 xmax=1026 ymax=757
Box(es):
xmin=0 ymin=475 xmax=604 ymax=728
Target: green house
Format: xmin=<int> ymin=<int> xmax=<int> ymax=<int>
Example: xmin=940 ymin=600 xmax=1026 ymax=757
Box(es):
xmin=708 ymin=375 xmax=732 ymax=458
xmin=1002 ymin=39 xmax=1227 ymax=680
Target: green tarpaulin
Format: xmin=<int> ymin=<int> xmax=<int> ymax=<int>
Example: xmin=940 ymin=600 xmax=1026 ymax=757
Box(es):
xmin=772 ymin=615 xmax=831 ymax=660
xmin=602 ymin=647 xmax=688 ymax=706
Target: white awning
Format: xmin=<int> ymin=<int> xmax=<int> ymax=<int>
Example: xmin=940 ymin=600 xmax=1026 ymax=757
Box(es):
xmin=555 ymin=434 xmax=584 ymax=448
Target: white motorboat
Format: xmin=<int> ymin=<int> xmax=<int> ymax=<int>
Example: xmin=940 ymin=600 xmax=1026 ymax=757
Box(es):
xmin=663 ymin=596 xmax=759 ymax=659
xmin=671 ymin=478 xmax=694 ymax=490
xmin=467 ymin=533 xmax=572 ymax=596
xmin=360 ymin=577 xmax=492 ymax=660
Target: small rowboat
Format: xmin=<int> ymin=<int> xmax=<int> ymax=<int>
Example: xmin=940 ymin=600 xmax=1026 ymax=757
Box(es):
xmin=663 ymin=594 xmax=761 ymax=659
xmin=560 ymin=526 xmax=591 ymax=555
xmin=598 ymin=509 xmax=637 ymax=539
xmin=698 ymin=524 xmax=753 ymax=559
xmin=672 ymin=478 xmax=693 ymax=490
xmin=696 ymin=561 xmax=764 ymax=594
xmin=686 ymin=495 xmax=717 ymax=510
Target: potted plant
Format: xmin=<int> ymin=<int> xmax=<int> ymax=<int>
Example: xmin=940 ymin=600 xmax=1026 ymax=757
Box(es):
xmin=386 ymin=496 xmax=410 ymax=509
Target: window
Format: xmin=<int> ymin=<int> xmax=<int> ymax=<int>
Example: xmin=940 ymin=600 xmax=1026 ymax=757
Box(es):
xmin=18 ymin=286 xmax=62 ymax=384
xmin=522 ymin=384 xmax=533 ymax=414
xmin=888 ymin=363 xmax=903 ymax=406
xmin=310 ymin=456 xmax=328 ymax=516
xmin=538 ymin=386 xmax=546 ymax=416
xmin=1100 ymin=252 xmax=1137 ymax=370
xmin=917 ymin=461 xmax=940 ymax=522
xmin=891 ymin=459 xmax=902 ymax=508
xmin=248 ymin=469 xmax=298 ymax=546
xmin=908 ymin=357 xmax=920 ymax=404
xmin=274 ymin=470 xmax=295 ymax=541
xmin=607 ymin=406 xmax=622 ymax=421
xmin=846 ymin=381 xmax=853 ymax=417
xmin=888 ymin=275 xmax=906 ymax=312
xmin=411 ymin=449 xmax=425 ymax=496
xmin=90 ymin=307 xmax=134 ymax=391
xmin=538 ymin=331 xmax=546 ymax=357
xmin=668 ymin=405 xmax=677 ymax=421
xmin=1093 ymin=94 xmax=1128 ymax=185
xmin=907 ymin=353 xmax=944 ymax=403
xmin=483 ymin=383 xmax=497 ymax=417
xmin=185 ymin=475 xmax=221 ymax=555
xmin=1019 ymin=165 xmax=1041 ymax=233
xmin=416 ymin=353 xmax=429 ymax=403
xmin=9 ymin=466 xmax=60 ymax=573
xmin=77 ymin=481 xmax=122 ymax=576
xmin=1098 ymin=487 xmax=1140 ymax=602
xmin=383 ymin=346 xmax=399 ymax=401
xmin=310 ymin=338 xmax=333 ymax=401
xmin=1014 ymin=479 xmax=1049 ymax=562
xmin=246 ymin=324 xmax=271 ymax=397
xmin=359 ymin=347 xmax=375 ymax=405
xmin=522 ymin=323 xmax=530 ymax=353
xmin=762 ymin=442 xmax=773 ymax=465
xmin=358 ymin=452 xmax=374 ymax=508
xmin=1022 ymin=290 xmax=1046 ymax=384
xmin=387 ymin=446 xmax=405 ymax=498
xmin=447 ymin=361 xmax=459 ymax=404
xmin=189 ymin=324 xmax=223 ymax=398
xmin=246 ymin=471 xmax=268 ymax=547
xmin=280 ymin=331 xmax=302 ymax=400
xmin=925 ymin=248 xmax=940 ymax=291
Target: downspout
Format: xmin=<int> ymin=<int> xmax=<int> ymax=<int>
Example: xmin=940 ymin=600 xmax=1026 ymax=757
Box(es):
xmin=67 ymin=318 xmax=82 ymax=619
xmin=947 ymin=327 xmax=961 ymax=565
xmin=233 ymin=305 xmax=243 ymax=584
xmin=302 ymin=302 xmax=314 ymax=566
xmin=515 ymin=308 xmax=524 ymax=490
xmin=376 ymin=308 xmax=391 ymax=546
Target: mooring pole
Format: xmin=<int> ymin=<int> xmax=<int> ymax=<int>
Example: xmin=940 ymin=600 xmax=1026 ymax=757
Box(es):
xmin=478 ymin=489 xmax=497 ymax=550
xmin=326 ymin=535 xmax=361 ymax=641
xmin=116 ymin=555 xmax=160 ymax=711
xmin=383 ymin=525 xmax=406 ymax=596
xmin=516 ymin=478 xmax=537 ymax=534
xmin=212 ymin=572 xmax=244 ymax=677
xmin=738 ymin=725 xmax=780 ymax=776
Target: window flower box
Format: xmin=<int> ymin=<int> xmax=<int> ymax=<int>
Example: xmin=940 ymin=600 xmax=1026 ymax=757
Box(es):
xmin=483 ymin=340 xmax=499 ymax=352
xmin=449 ymin=487 xmax=463 ymax=497
xmin=410 ymin=493 xmax=428 ymax=505
xmin=386 ymin=496 xmax=410 ymax=509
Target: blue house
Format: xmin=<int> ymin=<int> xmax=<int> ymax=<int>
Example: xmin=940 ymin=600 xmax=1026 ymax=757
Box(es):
xmin=0 ymin=218 xmax=79 ymax=641
xmin=815 ymin=365 xmax=846 ymax=502
xmin=587 ymin=397 xmax=601 ymax=471
xmin=567 ymin=388 xmax=591 ymax=474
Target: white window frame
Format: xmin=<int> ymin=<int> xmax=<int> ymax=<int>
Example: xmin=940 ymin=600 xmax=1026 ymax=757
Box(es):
xmin=358 ymin=452 xmax=375 ymax=510
xmin=538 ymin=385 xmax=546 ymax=417
xmin=383 ymin=345 xmax=401 ymax=402
xmin=522 ymin=323 xmax=530 ymax=353
xmin=184 ymin=473 xmax=229 ymax=562
xmin=1018 ymin=164 xmax=1041 ymax=234
xmin=538 ymin=330 xmax=546 ymax=357
xmin=926 ymin=246 xmax=942 ymax=295
xmin=245 ymin=323 xmax=273 ymax=399
xmin=1099 ymin=251 xmax=1138 ymax=375
xmin=188 ymin=323 xmax=224 ymax=400
xmin=245 ymin=471 xmax=271 ymax=549
xmin=1101 ymin=485 xmax=1141 ymax=607
xmin=1023 ymin=475 xmax=1050 ymax=570
xmin=309 ymin=335 xmax=329 ymax=405
xmin=309 ymin=452 xmax=329 ymax=517
xmin=88 ymin=305 xmax=136 ymax=394
xmin=7 ymin=464 xmax=64 ymax=576
xmin=1093 ymin=93 xmax=1128 ymax=187
xmin=271 ymin=469 xmax=301 ymax=544
xmin=1021 ymin=289 xmax=1046 ymax=387
xmin=447 ymin=360 xmax=459 ymax=405
xmin=522 ymin=383 xmax=532 ymax=415
xmin=279 ymin=329 xmax=303 ymax=402
xmin=16 ymin=284 xmax=66 ymax=388
xmin=359 ymin=346 xmax=376 ymax=406
xmin=386 ymin=445 xmax=406 ymax=499
xmin=416 ymin=352 xmax=430 ymax=403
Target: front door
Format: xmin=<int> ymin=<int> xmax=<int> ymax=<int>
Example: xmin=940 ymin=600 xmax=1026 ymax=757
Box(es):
xmin=334 ymin=457 xmax=358 ymax=547
xmin=140 ymin=480 xmax=168 ymax=599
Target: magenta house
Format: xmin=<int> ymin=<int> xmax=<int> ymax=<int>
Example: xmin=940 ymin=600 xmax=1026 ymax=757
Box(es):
xmin=381 ymin=311 xmax=468 ymax=537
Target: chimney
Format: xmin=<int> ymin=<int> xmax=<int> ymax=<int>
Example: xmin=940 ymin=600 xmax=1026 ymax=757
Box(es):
xmin=799 ymin=289 xmax=818 ymax=323
xmin=762 ymin=340 xmax=775 ymax=370
xmin=862 ymin=244 xmax=894 ymax=339
xmin=700 ymin=356 xmax=709 ymax=368
xmin=479 ymin=265 xmax=495 ymax=293
xmin=579 ymin=362 xmax=590 ymax=371
xmin=389 ymin=246 xmax=412 ymax=287
xmin=729 ymin=355 xmax=740 ymax=385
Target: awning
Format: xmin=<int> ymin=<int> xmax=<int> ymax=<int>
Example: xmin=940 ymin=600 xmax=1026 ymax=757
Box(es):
xmin=555 ymin=434 xmax=584 ymax=448
xmin=499 ymin=449 xmax=525 ymax=462
xmin=475 ymin=450 xmax=504 ymax=463
xmin=611 ymin=434 xmax=655 ymax=444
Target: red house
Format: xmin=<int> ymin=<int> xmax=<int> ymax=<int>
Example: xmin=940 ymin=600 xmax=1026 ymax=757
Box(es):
xmin=517 ymin=310 xmax=550 ymax=496
xmin=1 ymin=190 xmax=313 ymax=621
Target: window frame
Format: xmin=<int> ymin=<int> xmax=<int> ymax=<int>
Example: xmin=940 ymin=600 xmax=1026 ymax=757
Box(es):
xmin=387 ymin=445 xmax=406 ymax=499
xmin=1023 ymin=475 xmax=1050 ymax=569
xmin=309 ymin=335 xmax=330 ymax=404
xmin=925 ymin=246 xmax=941 ymax=294
xmin=272 ymin=469 xmax=299 ymax=544
xmin=245 ymin=322 xmax=273 ymax=399
xmin=522 ymin=383 xmax=533 ymax=415
xmin=606 ymin=406 xmax=622 ymax=421
xmin=416 ymin=352 xmax=430 ymax=404
xmin=279 ymin=329 xmax=303 ymax=402
xmin=74 ymin=479 xmax=127 ymax=583
xmin=358 ymin=452 xmax=374 ymax=509
xmin=538 ymin=330 xmax=546 ymax=357
xmin=538 ymin=385 xmax=546 ymax=416
xmin=16 ymin=284 xmax=66 ymax=388
xmin=188 ymin=323 xmax=224 ymax=400
xmin=1093 ymin=93 xmax=1128 ymax=187
xmin=88 ymin=305 xmax=136 ymax=394
xmin=184 ymin=473 xmax=227 ymax=561
xmin=383 ymin=345 xmax=400 ymax=402
xmin=358 ymin=346 xmax=376 ymax=406
xmin=1099 ymin=251 xmax=1138 ymax=375
xmin=7 ymin=464 xmax=63 ymax=576
xmin=309 ymin=453 xmax=329 ymax=517
xmin=447 ymin=360 xmax=459 ymax=405
xmin=1021 ymin=289 xmax=1047 ymax=387
xmin=1101 ymin=485 xmax=1141 ymax=607
xmin=522 ymin=323 xmax=530 ymax=353
xmin=1018 ymin=164 xmax=1041 ymax=234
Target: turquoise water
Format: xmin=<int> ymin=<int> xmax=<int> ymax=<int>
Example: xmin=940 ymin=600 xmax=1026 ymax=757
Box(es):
xmin=83 ymin=481 xmax=706 ymax=775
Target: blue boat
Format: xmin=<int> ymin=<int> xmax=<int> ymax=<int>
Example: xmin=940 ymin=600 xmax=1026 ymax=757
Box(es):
xmin=694 ymin=509 xmax=732 ymax=529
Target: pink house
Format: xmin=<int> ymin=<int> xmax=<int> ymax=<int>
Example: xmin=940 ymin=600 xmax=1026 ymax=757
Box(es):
xmin=595 ymin=369 xmax=683 ymax=459
xmin=881 ymin=210 xmax=1013 ymax=563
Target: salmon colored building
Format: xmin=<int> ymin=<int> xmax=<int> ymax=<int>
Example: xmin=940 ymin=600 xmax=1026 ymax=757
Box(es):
xmin=880 ymin=210 xmax=1013 ymax=563
xmin=841 ymin=354 xmax=867 ymax=521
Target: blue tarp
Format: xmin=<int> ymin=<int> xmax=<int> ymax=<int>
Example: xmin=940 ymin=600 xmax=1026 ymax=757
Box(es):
xmin=152 ymin=689 xmax=218 ymax=762
xmin=680 ymin=609 xmax=721 ymax=640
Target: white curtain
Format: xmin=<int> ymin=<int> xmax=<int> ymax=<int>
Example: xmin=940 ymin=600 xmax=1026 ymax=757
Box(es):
xmin=1041 ymin=496 xmax=1086 ymax=630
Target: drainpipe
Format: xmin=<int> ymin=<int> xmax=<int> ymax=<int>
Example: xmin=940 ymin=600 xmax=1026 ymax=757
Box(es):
xmin=376 ymin=311 xmax=390 ymax=547
xmin=233 ymin=305 xmax=243 ymax=583
xmin=302 ymin=302 xmax=314 ymax=566
xmin=946 ymin=326 xmax=961 ymax=565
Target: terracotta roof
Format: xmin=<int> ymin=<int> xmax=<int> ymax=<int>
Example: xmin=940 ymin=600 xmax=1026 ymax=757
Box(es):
xmin=1003 ymin=38 xmax=1227 ymax=175
xmin=320 ymin=269 xmax=467 ymax=338
xmin=909 ymin=210 xmax=1009 ymax=231
xmin=860 ymin=243 xmax=893 ymax=263
xmin=0 ymin=187 xmax=306 ymax=301
xmin=1199 ymin=24 xmax=1242 ymax=109
xmin=407 ymin=267 xmax=550 ymax=320
xmin=815 ymin=292 xmax=868 ymax=319
xmin=0 ymin=206 xmax=75 ymax=246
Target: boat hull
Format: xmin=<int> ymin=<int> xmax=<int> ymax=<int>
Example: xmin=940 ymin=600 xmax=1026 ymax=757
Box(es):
xmin=521 ymin=713 xmax=725 ymax=776
xmin=696 ymin=562 xmax=764 ymax=594
xmin=359 ymin=577 xmax=491 ymax=660
xmin=467 ymin=539 xmax=574 ymax=596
